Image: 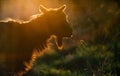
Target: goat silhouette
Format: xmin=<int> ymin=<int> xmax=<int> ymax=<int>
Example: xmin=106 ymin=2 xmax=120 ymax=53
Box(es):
xmin=0 ymin=5 xmax=72 ymax=76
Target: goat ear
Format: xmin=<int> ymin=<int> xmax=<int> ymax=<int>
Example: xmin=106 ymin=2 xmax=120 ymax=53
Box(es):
xmin=58 ymin=4 xmax=66 ymax=12
xmin=39 ymin=5 xmax=47 ymax=13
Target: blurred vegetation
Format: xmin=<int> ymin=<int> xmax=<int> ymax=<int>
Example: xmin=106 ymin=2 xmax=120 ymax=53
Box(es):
xmin=23 ymin=42 xmax=119 ymax=76
xmin=23 ymin=31 xmax=120 ymax=76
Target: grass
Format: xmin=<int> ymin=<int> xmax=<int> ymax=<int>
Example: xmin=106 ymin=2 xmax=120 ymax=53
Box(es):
xmin=23 ymin=41 xmax=118 ymax=76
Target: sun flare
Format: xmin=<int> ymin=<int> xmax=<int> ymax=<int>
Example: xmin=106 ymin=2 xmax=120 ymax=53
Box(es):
xmin=0 ymin=0 xmax=63 ymax=20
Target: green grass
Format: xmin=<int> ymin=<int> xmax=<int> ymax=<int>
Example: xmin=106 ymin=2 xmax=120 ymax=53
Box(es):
xmin=23 ymin=41 xmax=118 ymax=76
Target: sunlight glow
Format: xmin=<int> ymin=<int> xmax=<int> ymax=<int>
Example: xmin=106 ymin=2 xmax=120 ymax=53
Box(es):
xmin=0 ymin=0 xmax=62 ymax=20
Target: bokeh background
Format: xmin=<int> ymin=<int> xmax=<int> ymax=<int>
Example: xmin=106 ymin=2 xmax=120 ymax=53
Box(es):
xmin=0 ymin=0 xmax=120 ymax=76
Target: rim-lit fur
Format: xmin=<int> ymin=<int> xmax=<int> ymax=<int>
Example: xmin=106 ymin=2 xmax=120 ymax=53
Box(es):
xmin=0 ymin=5 xmax=72 ymax=76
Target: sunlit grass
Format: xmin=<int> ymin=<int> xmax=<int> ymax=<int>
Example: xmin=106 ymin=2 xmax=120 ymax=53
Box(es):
xmin=23 ymin=42 xmax=116 ymax=76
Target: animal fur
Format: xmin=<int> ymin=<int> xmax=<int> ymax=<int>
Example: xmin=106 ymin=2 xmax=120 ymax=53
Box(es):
xmin=0 ymin=5 xmax=72 ymax=76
